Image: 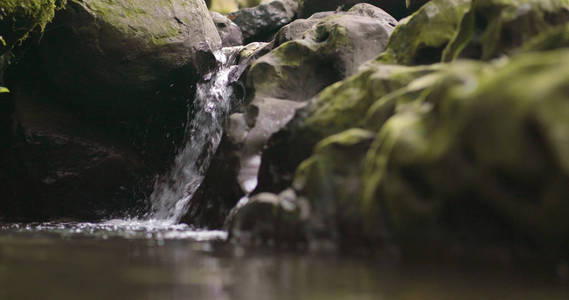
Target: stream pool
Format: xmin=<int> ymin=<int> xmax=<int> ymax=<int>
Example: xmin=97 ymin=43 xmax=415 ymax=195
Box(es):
xmin=0 ymin=222 xmax=567 ymax=300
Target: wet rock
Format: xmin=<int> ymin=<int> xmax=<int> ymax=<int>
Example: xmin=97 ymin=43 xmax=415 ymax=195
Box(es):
xmin=443 ymin=0 xmax=569 ymax=61
xmin=0 ymin=0 xmax=221 ymax=221
xmin=211 ymin=12 xmax=244 ymax=47
xmin=181 ymin=42 xmax=273 ymax=227
xmin=377 ymin=0 xmax=472 ymax=65
xmin=298 ymin=0 xmax=411 ymax=19
xmin=227 ymin=190 xmax=308 ymax=245
xmin=228 ymin=0 xmax=299 ymax=42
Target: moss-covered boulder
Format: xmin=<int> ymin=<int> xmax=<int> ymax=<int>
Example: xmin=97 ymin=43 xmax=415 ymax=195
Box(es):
xmin=443 ymin=0 xmax=569 ymax=61
xmin=0 ymin=0 xmax=222 ymax=221
xmin=290 ymin=50 xmax=569 ymax=260
xmin=377 ymin=0 xmax=471 ymax=65
xmin=293 ymin=129 xmax=377 ymax=243
xmin=256 ymin=63 xmax=440 ymax=193
xmin=0 ymin=0 xmax=65 ymax=55
xmin=38 ymin=0 xmax=220 ymax=98
xmin=518 ymin=23 xmax=569 ymax=53
xmin=248 ymin=4 xmax=397 ymax=101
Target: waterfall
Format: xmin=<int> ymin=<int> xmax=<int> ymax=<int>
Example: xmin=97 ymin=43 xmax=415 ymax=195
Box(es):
xmin=146 ymin=46 xmax=247 ymax=224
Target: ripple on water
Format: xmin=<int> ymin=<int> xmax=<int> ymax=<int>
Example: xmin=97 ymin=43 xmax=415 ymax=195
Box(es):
xmin=0 ymin=220 xmax=228 ymax=242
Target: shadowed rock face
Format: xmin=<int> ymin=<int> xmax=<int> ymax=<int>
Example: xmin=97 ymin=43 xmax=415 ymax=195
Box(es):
xmin=443 ymin=0 xmax=569 ymax=61
xmin=0 ymin=0 xmax=223 ymax=221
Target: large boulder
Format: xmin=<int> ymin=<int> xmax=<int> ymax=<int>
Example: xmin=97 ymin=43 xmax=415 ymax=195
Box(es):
xmin=284 ymin=50 xmax=569 ymax=261
xmin=228 ymin=0 xmax=299 ymax=42
xmin=39 ymin=0 xmax=221 ymax=98
xmin=443 ymin=0 xmax=569 ymax=61
xmin=0 ymin=0 xmax=222 ymax=220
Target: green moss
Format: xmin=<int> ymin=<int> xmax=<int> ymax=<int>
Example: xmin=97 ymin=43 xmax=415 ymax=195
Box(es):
xmin=518 ymin=23 xmax=569 ymax=53
xmin=442 ymin=0 xmax=569 ymax=61
xmin=376 ymin=0 xmax=471 ymax=65
xmin=297 ymin=63 xmax=441 ymax=147
xmin=0 ymin=0 xmax=66 ymax=53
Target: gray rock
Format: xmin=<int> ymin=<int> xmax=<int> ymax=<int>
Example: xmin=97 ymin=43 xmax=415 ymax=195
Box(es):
xmin=227 ymin=190 xmax=308 ymax=245
xmin=211 ymin=12 xmax=244 ymax=47
xmin=39 ymin=0 xmax=221 ymax=98
xmin=229 ymin=0 xmax=299 ymax=42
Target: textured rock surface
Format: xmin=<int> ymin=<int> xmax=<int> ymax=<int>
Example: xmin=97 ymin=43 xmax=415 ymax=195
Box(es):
xmin=227 ymin=190 xmax=308 ymax=244
xmin=268 ymin=50 xmax=569 ymax=260
xmin=40 ymin=0 xmax=221 ymax=97
xmin=228 ymin=0 xmax=299 ymax=42
xmin=377 ymin=0 xmax=472 ymax=65
xmin=0 ymin=0 xmax=222 ymax=220
xmin=211 ymin=11 xmax=244 ymax=47
xmin=443 ymin=0 xmax=569 ymax=61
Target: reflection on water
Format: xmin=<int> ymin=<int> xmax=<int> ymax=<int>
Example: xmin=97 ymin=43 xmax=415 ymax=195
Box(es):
xmin=0 ymin=223 xmax=567 ymax=300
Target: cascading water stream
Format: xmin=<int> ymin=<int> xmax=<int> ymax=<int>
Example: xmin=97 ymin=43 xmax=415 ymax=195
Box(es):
xmin=145 ymin=46 xmax=248 ymax=224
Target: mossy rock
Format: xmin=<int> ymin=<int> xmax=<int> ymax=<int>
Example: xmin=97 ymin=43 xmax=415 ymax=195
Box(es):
xmin=359 ymin=50 xmax=569 ymax=258
xmin=248 ymin=4 xmax=397 ymax=102
xmin=293 ymin=128 xmax=378 ymax=242
xmin=443 ymin=0 xmax=569 ymax=61
xmin=377 ymin=0 xmax=472 ymax=66
xmin=518 ymin=23 xmax=569 ymax=53
xmin=0 ymin=0 xmax=66 ymax=54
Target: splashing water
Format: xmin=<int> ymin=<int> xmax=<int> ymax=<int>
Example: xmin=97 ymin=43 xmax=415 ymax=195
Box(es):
xmin=146 ymin=47 xmax=248 ymax=224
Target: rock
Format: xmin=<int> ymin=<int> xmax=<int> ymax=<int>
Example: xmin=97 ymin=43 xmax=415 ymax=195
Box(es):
xmin=0 ymin=0 xmax=65 ymax=55
xmin=211 ymin=12 xmax=244 ymax=47
xmin=255 ymin=63 xmax=440 ymax=193
xmin=377 ymin=0 xmax=471 ymax=65
xmin=519 ymin=23 xmax=569 ymax=53
xmin=228 ymin=0 xmax=299 ymax=42
xmin=443 ymin=0 xmax=569 ymax=61
xmin=293 ymin=129 xmax=378 ymax=244
xmin=39 ymin=0 xmax=221 ymax=98
xmin=242 ymin=4 xmax=396 ymax=192
xmin=298 ymin=0 xmax=411 ymax=19
xmin=227 ymin=190 xmax=308 ymax=245
xmin=289 ymin=50 xmax=569 ymax=260
xmin=249 ymin=4 xmax=397 ymax=101
xmin=0 ymin=0 xmax=221 ymax=220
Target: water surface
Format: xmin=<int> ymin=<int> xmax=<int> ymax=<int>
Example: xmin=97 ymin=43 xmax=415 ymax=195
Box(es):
xmin=0 ymin=223 xmax=567 ymax=300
